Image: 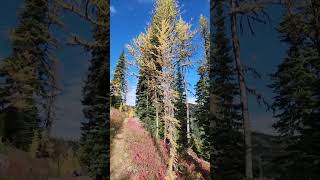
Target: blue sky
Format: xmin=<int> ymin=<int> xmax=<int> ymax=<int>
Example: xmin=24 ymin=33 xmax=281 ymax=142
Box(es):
xmin=235 ymin=5 xmax=287 ymax=134
xmin=110 ymin=0 xmax=210 ymax=106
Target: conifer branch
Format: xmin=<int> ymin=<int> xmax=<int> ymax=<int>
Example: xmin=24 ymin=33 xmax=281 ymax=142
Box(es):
xmin=67 ymin=34 xmax=95 ymax=50
xmin=55 ymin=0 xmax=96 ymax=25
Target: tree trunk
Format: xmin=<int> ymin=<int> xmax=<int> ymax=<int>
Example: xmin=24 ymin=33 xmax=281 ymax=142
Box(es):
xmin=182 ymin=66 xmax=190 ymax=144
xmin=259 ymin=155 xmax=263 ymax=180
xmin=311 ymin=0 xmax=320 ymax=55
xmin=44 ymin=89 xmax=55 ymax=134
xmin=154 ymin=90 xmax=159 ymax=138
xmin=156 ymin=106 xmax=159 ymax=139
xmin=230 ymin=0 xmax=253 ymax=178
xmin=164 ymin=124 xmax=166 ymax=143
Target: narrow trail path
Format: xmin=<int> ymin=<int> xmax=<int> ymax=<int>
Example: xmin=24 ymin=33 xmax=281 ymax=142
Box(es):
xmin=110 ymin=116 xmax=210 ymax=180
xmin=110 ymin=117 xmax=167 ymax=180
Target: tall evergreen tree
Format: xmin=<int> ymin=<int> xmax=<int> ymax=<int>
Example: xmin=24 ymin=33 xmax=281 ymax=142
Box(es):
xmin=56 ymin=0 xmax=109 ymax=177
xmin=175 ymin=17 xmax=195 ymax=145
xmin=227 ymin=0 xmax=277 ymax=178
xmin=135 ymin=74 xmax=157 ymax=134
xmin=110 ymin=50 xmax=127 ymax=109
xmin=270 ymin=1 xmax=320 ymax=179
xmin=211 ymin=0 xmax=244 ymax=179
xmin=133 ymin=30 xmax=159 ymax=136
xmin=128 ymin=0 xmax=192 ymax=177
xmin=175 ymin=63 xmax=187 ymax=152
xmin=0 ymin=0 xmax=58 ymax=150
xmin=132 ymin=0 xmax=180 ymax=139
xmin=56 ymin=0 xmax=109 ymax=179
xmin=195 ymin=15 xmax=210 ymax=160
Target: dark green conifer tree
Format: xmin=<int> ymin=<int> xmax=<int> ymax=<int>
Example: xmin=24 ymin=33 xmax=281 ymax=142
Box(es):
xmin=175 ymin=64 xmax=187 ymax=151
xmin=0 ymin=0 xmax=57 ymax=150
xmin=195 ymin=15 xmax=210 ymax=160
xmin=211 ymin=0 xmax=244 ymax=179
xmin=79 ymin=0 xmax=108 ymax=179
xmin=135 ymin=74 xmax=157 ymax=134
xmin=110 ymin=50 xmax=127 ymax=108
xmin=270 ymin=1 xmax=320 ymax=179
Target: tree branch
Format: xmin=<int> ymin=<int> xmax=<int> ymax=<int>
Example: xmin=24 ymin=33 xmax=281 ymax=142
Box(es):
xmin=67 ymin=34 xmax=96 ymax=51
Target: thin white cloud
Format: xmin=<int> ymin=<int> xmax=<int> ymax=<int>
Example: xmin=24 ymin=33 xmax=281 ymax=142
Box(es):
xmin=110 ymin=5 xmax=117 ymax=14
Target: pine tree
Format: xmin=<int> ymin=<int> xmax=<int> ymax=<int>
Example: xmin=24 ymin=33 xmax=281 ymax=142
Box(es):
xmin=56 ymin=0 xmax=109 ymax=178
xmin=128 ymin=0 xmax=187 ymax=177
xmin=110 ymin=50 xmax=127 ymax=109
xmin=130 ymin=0 xmax=180 ymax=139
xmin=227 ymin=0 xmax=276 ymax=178
xmin=0 ymin=0 xmax=58 ymax=150
xmin=211 ymin=0 xmax=244 ymax=179
xmin=131 ymin=28 xmax=159 ymax=136
xmin=270 ymin=1 xmax=320 ymax=179
xmin=195 ymin=15 xmax=210 ymax=160
xmin=154 ymin=18 xmax=179 ymax=178
xmin=57 ymin=0 xmax=109 ymax=179
xmin=135 ymin=74 xmax=157 ymax=134
xmin=175 ymin=17 xmax=195 ymax=146
xmin=175 ymin=63 xmax=187 ymax=152
xmin=228 ymin=0 xmax=268 ymax=177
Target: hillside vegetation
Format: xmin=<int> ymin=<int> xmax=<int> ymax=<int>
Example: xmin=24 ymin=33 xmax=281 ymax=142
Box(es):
xmin=110 ymin=109 xmax=209 ymax=180
xmin=0 ymin=139 xmax=89 ymax=180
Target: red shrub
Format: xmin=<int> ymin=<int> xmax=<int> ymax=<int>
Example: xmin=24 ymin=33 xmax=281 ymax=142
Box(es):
xmin=118 ymin=117 xmax=210 ymax=179
xmin=124 ymin=118 xmax=168 ymax=180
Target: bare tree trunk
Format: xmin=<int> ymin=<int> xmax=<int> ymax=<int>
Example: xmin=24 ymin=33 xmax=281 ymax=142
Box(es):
xmin=162 ymin=72 xmax=178 ymax=179
xmin=164 ymin=124 xmax=166 ymax=143
xmin=230 ymin=0 xmax=253 ymax=178
xmin=259 ymin=155 xmax=263 ymax=180
xmin=45 ymin=104 xmax=53 ymax=132
xmin=154 ymin=90 xmax=159 ymax=138
xmin=311 ymin=0 xmax=320 ymax=55
xmin=147 ymin=79 xmax=149 ymax=110
xmin=182 ymin=66 xmax=190 ymax=144
xmin=156 ymin=104 xmax=159 ymax=139
xmin=44 ymin=87 xmax=56 ymax=134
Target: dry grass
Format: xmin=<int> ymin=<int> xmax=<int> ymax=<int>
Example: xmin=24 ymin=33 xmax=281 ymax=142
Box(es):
xmin=0 ymin=143 xmax=88 ymax=180
xmin=0 ymin=146 xmax=49 ymax=180
xmin=110 ymin=108 xmax=127 ymax=141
